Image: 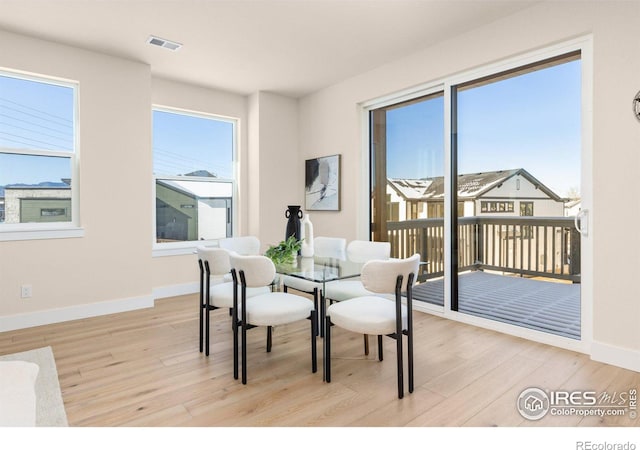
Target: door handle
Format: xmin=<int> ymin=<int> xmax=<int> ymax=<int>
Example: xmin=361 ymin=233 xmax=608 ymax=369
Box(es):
xmin=574 ymin=209 xmax=589 ymax=237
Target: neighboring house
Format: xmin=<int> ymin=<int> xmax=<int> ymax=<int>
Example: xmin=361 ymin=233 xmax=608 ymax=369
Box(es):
xmin=387 ymin=169 xmax=579 ymax=276
xmin=155 ymin=177 xmax=232 ymax=242
xmin=2 ymin=181 xmax=71 ymax=224
xmin=387 ymin=168 xmax=568 ymax=220
xmin=564 ymin=198 xmax=582 ymax=217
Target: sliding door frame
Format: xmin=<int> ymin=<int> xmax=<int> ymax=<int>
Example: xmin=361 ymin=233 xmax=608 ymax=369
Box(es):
xmin=361 ymin=35 xmax=593 ymax=354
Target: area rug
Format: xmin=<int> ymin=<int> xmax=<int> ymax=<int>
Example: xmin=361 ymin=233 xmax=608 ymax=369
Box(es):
xmin=0 ymin=346 xmax=68 ymax=426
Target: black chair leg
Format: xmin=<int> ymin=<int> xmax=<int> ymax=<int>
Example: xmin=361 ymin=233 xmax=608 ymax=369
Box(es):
xmin=205 ymin=302 xmax=211 ymax=356
xmin=378 ymin=335 xmax=383 ymax=361
xmin=408 ymin=327 xmax=414 ymax=393
xmin=199 ymin=299 xmax=204 ymax=353
xmin=363 ymin=334 xmax=369 ymax=355
xmin=242 ymin=322 xmax=248 ymax=385
xmin=232 ymin=316 xmax=238 ymax=380
xmin=198 ymin=263 xmax=204 ymax=353
xmin=310 ymin=310 xmax=317 ymax=373
xmin=396 ymin=332 xmax=404 ymax=399
xmin=324 ymin=316 xmax=331 ymax=383
xmin=267 ymin=326 xmax=273 ymax=352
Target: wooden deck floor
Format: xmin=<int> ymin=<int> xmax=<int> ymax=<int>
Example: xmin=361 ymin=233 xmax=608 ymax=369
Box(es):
xmin=413 ymin=271 xmax=581 ymax=339
xmin=1 ymin=292 xmax=637 ymax=429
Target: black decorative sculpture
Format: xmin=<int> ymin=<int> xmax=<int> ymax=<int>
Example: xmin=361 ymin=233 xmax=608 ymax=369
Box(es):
xmin=285 ymin=205 xmax=303 ymax=242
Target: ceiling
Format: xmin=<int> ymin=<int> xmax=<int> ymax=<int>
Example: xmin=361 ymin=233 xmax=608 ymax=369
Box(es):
xmin=0 ymin=0 xmax=538 ymax=98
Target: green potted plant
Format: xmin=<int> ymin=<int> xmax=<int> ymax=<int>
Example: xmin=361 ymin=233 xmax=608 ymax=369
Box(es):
xmin=265 ymin=236 xmax=303 ymax=265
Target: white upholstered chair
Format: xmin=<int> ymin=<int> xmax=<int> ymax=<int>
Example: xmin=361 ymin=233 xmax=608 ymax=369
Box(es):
xmin=219 ymin=235 xmax=261 ymax=256
xmin=218 ymin=236 xmax=262 ymax=282
xmin=230 ymin=254 xmax=317 ymax=384
xmin=323 ymin=240 xmax=391 ymax=302
xmin=324 ymin=253 xmax=420 ymax=399
xmin=323 ymin=240 xmax=391 ymax=352
xmin=197 ymin=247 xmax=269 ymax=356
xmin=281 ymin=236 xmax=346 ymax=325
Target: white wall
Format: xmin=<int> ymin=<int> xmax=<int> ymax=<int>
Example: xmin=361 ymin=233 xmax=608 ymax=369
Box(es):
xmin=0 ymin=30 xmax=300 ymax=329
xmin=0 ymin=32 xmax=255 ymax=328
xmin=298 ymin=1 xmax=640 ymax=369
xmin=0 ymin=30 xmax=153 ymax=326
xmin=247 ymin=92 xmax=301 ymax=252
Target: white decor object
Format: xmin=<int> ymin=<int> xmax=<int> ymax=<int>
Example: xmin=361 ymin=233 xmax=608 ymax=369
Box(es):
xmin=300 ymin=213 xmax=314 ymax=257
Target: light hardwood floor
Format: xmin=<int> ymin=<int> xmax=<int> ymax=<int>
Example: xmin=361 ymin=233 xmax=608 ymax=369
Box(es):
xmin=0 ymin=293 xmax=638 ymax=427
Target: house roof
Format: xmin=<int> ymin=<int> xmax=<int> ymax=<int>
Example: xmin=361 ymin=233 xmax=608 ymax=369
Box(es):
xmin=388 ymin=168 xmax=563 ymax=202
xmin=156 ymin=179 xmax=231 ymax=199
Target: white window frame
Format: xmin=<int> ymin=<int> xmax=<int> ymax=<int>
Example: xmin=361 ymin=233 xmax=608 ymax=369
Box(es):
xmin=0 ymin=69 xmax=82 ymax=242
xmin=151 ymin=106 xmax=238 ymax=257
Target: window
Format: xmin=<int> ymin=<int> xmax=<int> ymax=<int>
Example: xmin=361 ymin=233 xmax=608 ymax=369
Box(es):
xmin=520 ymin=201 xmax=534 ymax=216
xmin=481 ymin=201 xmax=515 ymax=213
xmin=0 ymin=70 xmax=77 ymax=239
xmin=41 ymin=207 xmax=67 ymax=217
xmin=152 ymin=108 xmax=236 ymax=251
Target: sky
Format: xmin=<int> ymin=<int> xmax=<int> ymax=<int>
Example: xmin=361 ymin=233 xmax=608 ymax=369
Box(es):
xmin=1 ymin=59 xmax=581 ymax=197
xmin=0 ymin=73 xmax=234 ymax=187
xmin=0 ymin=73 xmax=74 ymax=186
xmin=386 ymin=59 xmax=581 ymax=198
xmin=152 ymin=109 xmax=234 ymax=180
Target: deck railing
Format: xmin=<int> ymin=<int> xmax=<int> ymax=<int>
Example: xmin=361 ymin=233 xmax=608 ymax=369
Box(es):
xmin=386 ymin=216 xmax=581 ymax=283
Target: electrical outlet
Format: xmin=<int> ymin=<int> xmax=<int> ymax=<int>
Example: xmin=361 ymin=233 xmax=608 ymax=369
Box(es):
xmin=21 ymin=285 xmax=32 ymax=299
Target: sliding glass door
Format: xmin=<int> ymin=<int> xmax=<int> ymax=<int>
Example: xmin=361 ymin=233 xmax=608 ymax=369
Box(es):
xmin=452 ymin=52 xmax=583 ymax=339
xmin=368 ymin=44 xmax=587 ymax=343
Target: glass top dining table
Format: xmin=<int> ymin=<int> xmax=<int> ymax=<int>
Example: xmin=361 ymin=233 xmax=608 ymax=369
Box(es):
xmin=274 ymin=255 xmax=365 ymax=339
xmin=274 ymin=255 xmax=365 ymax=285
xmin=273 ymin=255 xmax=364 ymax=381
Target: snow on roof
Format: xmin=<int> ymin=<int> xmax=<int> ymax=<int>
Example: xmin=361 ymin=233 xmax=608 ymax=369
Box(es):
xmin=389 ymin=168 xmax=561 ymax=201
xmin=389 ymin=178 xmax=435 ymax=200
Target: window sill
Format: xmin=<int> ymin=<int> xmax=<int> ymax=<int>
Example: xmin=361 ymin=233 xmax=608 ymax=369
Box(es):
xmin=153 ymin=241 xmax=220 ymax=258
xmin=0 ymin=227 xmax=85 ymax=242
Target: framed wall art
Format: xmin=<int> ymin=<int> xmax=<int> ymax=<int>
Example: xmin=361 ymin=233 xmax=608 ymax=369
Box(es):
xmin=305 ymin=154 xmax=340 ymax=211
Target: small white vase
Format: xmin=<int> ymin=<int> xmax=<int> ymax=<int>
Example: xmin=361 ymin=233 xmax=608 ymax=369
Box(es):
xmin=300 ymin=213 xmax=314 ymax=257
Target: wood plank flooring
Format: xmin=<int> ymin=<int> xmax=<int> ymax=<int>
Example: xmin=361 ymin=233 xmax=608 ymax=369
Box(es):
xmin=0 ymin=293 xmax=637 ymax=427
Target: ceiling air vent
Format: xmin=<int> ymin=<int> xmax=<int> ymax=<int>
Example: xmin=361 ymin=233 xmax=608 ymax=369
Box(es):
xmin=147 ymin=35 xmax=182 ymax=51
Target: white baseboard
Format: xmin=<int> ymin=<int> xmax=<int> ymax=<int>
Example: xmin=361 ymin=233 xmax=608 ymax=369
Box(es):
xmin=0 ymin=295 xmax=154 ymax=333
xmin=0 ymin=283 xmax=200 ymax=333
xmin=591 ymin=341 xmax=640 ymax=373
xmin=153 ymin=282 xmax=199 ymax=300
